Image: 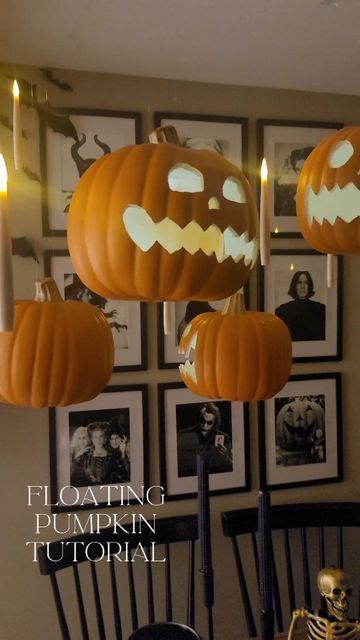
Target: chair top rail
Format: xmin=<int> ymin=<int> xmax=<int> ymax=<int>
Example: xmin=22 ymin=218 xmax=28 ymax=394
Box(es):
xmin=221 ymin=503 xmax=360 ymax=537
xmin=38 ymin=513 xmax=198 ymax=574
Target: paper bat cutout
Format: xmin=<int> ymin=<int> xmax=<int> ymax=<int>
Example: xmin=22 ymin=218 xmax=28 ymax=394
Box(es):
xmin=22 ymin=167 xmax=40 ymax=182
xmin=40 ymin=68 xmax=73 ymax=92
xmin=11 ymin=236 xmax=39 ymax=263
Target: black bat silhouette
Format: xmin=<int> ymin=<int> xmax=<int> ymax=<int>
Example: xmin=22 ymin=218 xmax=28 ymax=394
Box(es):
xmin=11 ymin=237 xmax=39 ymax=263
xmin=40 ymin=68 xmax=73 ymax=92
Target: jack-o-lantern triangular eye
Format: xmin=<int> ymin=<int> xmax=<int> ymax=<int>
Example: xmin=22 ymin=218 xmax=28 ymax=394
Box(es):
xmin=168 ymin=163 xmax=204 ymax=193
xmin=223 ymin=177 xmax=247 ymax=203
xmin=328 ymin=140 xmax=354 ymax=168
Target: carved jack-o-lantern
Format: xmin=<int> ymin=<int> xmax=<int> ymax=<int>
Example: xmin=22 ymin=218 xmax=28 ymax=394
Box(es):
xmin=68 ymin=131 xmax=259 ymax=301
xmin=276 ymin=396 xmax=325 ymax=456
xmin=296 ymin=126 xmax=360 ymax=254
xmin=179 ymin=292 xmax=292 ymax=401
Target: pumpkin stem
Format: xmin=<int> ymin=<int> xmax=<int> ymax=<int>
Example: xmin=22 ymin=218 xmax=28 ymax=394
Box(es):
xmin=35 ymin=277 xmax=63 ymax=302
xmin=148 ymin=125 xmax=181 ymax=146
xmin=221 ymin=290 xmax=246 ymax=316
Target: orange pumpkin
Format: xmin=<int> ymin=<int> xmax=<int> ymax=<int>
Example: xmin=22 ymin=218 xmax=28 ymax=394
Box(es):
xmin=68 ymin=128 xmax=259 ymax=301
xmin=0 ymin=278 xmax=114 ymax=407
xmin=296 ymin=126 xmax=360 ymax=254
xmin=179 ymin=292 xmax=292 ymax=401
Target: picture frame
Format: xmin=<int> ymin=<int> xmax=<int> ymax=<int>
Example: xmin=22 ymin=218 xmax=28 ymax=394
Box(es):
xmin=157 ymin=287 xmax=249 ymax=368
xmin=258 ymin=249 xmax=343 ymax=362
xmin=44 ymin=250 xmax=147 ymax=371
xmin=256 ymin=119 xmax=343 ymax=236
xmin=154 ymin=111 xmax=248 ymax=171
xmin=158 ymin=382 xmax=250 ymax=500
xmin=49 ymin=384 xmax=149 ymax=512
xmin=40 ymin=107 xmax=142 ymax=236
xmin=258 ymin=373 xmax=343 ymax=491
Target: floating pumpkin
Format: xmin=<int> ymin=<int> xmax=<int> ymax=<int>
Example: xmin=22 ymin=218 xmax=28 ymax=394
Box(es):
xmin=0 ymin=278 xmax=114 ymax=407
xmin=68 ymin=127 xmax=259 ymax=301
xmin=296 ymin=125 xmax=360 ymax=255
xmin=179 ymin=292 xmax=292 ymax=401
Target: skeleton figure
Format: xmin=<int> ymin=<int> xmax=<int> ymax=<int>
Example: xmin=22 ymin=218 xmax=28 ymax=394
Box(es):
xmin=288 ymin=567 xmax=360 ymax=640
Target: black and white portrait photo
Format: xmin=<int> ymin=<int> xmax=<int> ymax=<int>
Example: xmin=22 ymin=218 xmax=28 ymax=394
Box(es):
xmin=69 ymin=406 xmax=131 ymax=487
xmin=176 ymin=400 xmax=233 ymax=477
xmin=273 ymin=142 xmax=314 ymax=217
xmin=274 ymin=394 xmax=326 ymax=468
xmin=260 ymin=250 xmax=342 ymax=361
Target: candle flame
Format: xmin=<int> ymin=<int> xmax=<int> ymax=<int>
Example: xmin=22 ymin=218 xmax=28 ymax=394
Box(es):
xmin=12 ymin=80 xmax=20 ymax=99
xmin=290 ymin=263 xmax=295 ymax=271
xmin=0 ymin=155 xmax=8 ymax=193
xmin=274 ymin=226 xmax=279 ymax=234
xmin=260 ymin=158 xmax=268 ymax=182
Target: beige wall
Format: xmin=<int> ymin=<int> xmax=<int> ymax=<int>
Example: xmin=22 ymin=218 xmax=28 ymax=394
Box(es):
xmin=0 ymin=63 xmax=360 ymax=639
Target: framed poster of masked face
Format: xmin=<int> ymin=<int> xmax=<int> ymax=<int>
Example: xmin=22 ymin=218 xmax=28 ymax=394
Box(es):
xmin=258 ymin=373 xmax=343 ymax=491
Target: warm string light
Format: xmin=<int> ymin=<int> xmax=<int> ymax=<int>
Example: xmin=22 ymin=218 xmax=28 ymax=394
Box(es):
xmin=0 ymin=154 xmax=14 ymax=331
xmin=13 ymin=79 xmax=23 ymax=170
xmin=260 ymin=158 xmax=270 ymax=266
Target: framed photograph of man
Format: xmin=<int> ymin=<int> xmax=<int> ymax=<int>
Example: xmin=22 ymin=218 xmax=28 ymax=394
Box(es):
xmin=258 ymin=373 xmax=343 ymax=491
xmin=44 ymin=250 xmax=147 ymax=371
xmin=158 ymin=382 xmax=250 ymax=500
xmin=153 ymin=111 xmax=248 ymax=170
xmin=49 ymin=385 xmax=149 ymax=512
xmin=259 ymin=249 xmax=343 ymax=362
xmin=256 ymin=119 xmax=343 ymax=236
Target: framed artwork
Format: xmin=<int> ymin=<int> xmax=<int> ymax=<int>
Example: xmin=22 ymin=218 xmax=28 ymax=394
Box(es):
xmin=44 ymin=250 xmax=147 ymax=371
xmin=40 ymin=107 xmax=142 ymax=236
xmin=258 ymin=249 xmax=342 ymax=362
xmin=256 ymin=119 xmax=343 ymax=236
xmin=258 ymin=373 xmax=343 ymax=491
xmin=49 ymin=384 xmax=149 ymax=512
xmin=158 ymin=382 xmax=250 ymax=500
xmin=154 ymin=111 xmax=248 ymax=170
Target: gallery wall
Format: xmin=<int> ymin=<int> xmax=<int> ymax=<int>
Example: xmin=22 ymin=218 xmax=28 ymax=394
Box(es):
xmin=1 ymin=62 xmax=360 ymax=639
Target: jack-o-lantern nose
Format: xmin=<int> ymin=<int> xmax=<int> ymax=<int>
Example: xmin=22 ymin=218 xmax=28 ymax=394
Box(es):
xmin=208 ymin=196 xmax=220 ymax=210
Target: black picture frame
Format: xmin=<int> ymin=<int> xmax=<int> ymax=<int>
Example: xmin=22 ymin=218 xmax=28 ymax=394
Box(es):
xmin=256 ymin=118 xmax=343 ymax=237
xmin=44 ymin=250 xmax=148 ymax=372
xmin=40 ymin=107 xmax=142 ymax=236
xmin=158 ymin=382 xmax=250 ymax=500
xmin=49 ymin=384 xmax=149 ymax=512
xmin=258 ymin=373 xmax=343 ymax=491
xmin=258 ymin=249 xmax=343 ymax=362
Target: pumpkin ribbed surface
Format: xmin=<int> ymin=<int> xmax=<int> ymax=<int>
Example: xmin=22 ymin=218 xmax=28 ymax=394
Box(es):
xmin=179 ymin=309 xmax=292 ymax=401
xmin=0 ymin=298 xmax=114 ymax=407
xmin=296 ymin=126 xmax=360 ymax=255
xmin=68 ymin=141 xmax=259 ymax=301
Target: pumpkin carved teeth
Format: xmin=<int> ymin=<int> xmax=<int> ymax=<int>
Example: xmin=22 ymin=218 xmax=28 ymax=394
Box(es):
xmin=306 ymin=183 xmax=360 ymax=226
xmin=179 ymin=331 xmax=197 ymax=382
xmin=123 ymin=205 xmax=258 ymax=266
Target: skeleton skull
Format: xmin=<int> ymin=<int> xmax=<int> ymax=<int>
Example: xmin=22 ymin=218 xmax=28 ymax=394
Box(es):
xmin=317 ymin=567 xmax=352 ymax=621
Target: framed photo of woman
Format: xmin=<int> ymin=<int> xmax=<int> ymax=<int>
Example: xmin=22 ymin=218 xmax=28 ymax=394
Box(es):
xmin=258 ymin=249 xmax=343 ymax=362
xmin=49 ymin=385 xmax=149 ymax=512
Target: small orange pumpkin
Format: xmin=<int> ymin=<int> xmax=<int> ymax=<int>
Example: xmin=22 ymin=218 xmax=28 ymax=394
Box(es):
xmin=0 ymin=278 xmax=114 ymax=407
xmin=296 ymin=126 xmax=360 ymax=254
xmin=68 ymin=127 xmax=259 ymax=302
xmin=179 ymin=292 xmax=292 ymax=401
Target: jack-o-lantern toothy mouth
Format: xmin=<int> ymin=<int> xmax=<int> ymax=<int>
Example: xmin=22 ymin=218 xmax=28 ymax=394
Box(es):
xmin=179 ymin=329 xmax=198 ymax=382
xmin=305 ymin=183 xmax=360 ymax=226
xmin=123 ymin=205 xmax=258 ymax=266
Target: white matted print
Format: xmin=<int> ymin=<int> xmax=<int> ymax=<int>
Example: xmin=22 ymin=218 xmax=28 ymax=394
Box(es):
xmin=259 ymin=373 xmax=342 ymax=491
xmin=50 ymin=385 xmax=148 ymax=512
xmin=154 ymin=112 xmax=247 ymax=169
xmin=257 ymin=119 xmax=342 ymax=235
xmin=259 ymin=250 xmax=342 ymax=361
xmin=40 ymin=108 xmax=141 ymax=235
xmin=158 ymin=383 xmax=250 ymax=499
xmin=44 ymin=251 xmax=147 ymax=371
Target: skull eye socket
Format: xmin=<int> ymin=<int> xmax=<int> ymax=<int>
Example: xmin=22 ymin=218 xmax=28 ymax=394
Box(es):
xmin=332 ymin=588 xmax=341 ymax=596
xmin=223 ymin=177 xmax=247 ymax=203
xmin=328 ymin=140 xmax=354 ymax=168
xmin=346 ymin=588 xmax=352 ymax=596
xmin=168 ymin=164 xmax=204 ymax=193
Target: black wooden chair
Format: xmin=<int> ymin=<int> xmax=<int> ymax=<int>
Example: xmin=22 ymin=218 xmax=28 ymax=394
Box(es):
xmin=221 ymin=502 xmax=360 ymax=638
xmin=38 ymin=514 xmax=200 ymax=640
xmin=128 ymin=622 xmax=202 ymax=639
